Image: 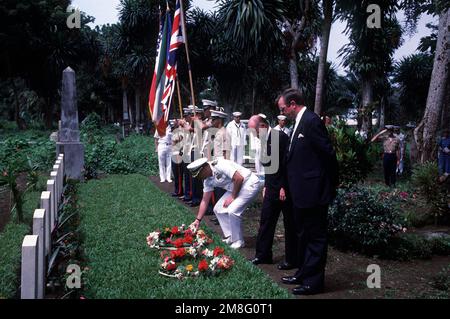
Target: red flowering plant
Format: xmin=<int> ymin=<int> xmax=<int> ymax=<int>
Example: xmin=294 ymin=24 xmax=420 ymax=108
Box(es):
xmin=149 ymin=226 xmax=234 ymax=279
xmin=146 ymin=224 xmax=211 ymax=250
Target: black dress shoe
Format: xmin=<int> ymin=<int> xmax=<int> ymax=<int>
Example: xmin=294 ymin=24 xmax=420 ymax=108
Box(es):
xmin=189 ymin=202 xmax=200 ymax=207
xmin=171 ymin=193 xmax=181 ymax=197
xmin=250 ymin=257 xmax=273 ymax=265
xmin=277 ymin=262 xmax=295 ymax=270
xmin=210 ymin=217 xmax=218 ymax=222
xmin=281 ymin=276 xmax=302 ymax=285
xmin=182 ymin=197 xmax=192 ymax=202
xmin=292 ymin=285 xmax=323 ymax=296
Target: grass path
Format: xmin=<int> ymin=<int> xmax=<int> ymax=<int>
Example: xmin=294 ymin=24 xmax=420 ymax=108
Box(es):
xmin=78 ymin=174 xmax=290 ymax=299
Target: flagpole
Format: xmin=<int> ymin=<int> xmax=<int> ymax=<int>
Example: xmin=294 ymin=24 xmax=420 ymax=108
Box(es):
xmin=176 ymin=78 xmax=183 ymax=118
xmin=179 ymin=0 xmax=196 ymax=115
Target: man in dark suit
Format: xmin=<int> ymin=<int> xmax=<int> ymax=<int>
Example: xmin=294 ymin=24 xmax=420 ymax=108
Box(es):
xmin=248 ymin=115 xmax=298 ymax=268
xmin=278 ymin=88 xmax=339 ymax=295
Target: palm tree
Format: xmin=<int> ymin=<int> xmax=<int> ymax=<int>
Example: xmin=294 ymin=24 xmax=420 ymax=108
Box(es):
xmin=337 ymin=0 xmax=402 ymax=136
xmin=314 ymin=0 xmax=334 ymax=116
xmin=117 ymin=0 xmax=160 ymax=131
xmin=393 ymin=53 xmax=434 ymax=123
xmin=218 ymin=0 xmax=320 ymax=90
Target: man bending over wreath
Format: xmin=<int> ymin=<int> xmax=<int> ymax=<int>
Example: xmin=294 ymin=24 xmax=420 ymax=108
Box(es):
xmin=188 ymin=158 xmax=262 ymax=249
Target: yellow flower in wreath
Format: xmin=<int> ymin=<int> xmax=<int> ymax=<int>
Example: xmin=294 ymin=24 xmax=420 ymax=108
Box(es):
xmin=186 ymin=265 xmax=194 ymax=272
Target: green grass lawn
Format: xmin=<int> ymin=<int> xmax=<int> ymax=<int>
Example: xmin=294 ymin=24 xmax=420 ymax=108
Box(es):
xmin=0 ymin=187 xmax=43 ymax=298
xmin=78 ymin=174 xmax=291 ymax=299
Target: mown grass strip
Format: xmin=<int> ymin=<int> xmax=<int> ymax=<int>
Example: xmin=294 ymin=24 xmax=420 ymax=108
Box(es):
xmin=78 ymin=174 xmax=291 ymax=299
xmin=0 ymin=188 xmax=42 ymax=298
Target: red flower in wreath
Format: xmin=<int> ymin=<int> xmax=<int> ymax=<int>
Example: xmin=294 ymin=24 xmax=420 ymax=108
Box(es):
xmin=173 ymin=238 xmax=184 ymax=248
xmin=184 ymin=235 xmax=194 ymax=244
xmin=213 ymin=247 xmax=224 ymax=257
xmin=172 ymin=226 xmax=179 ymax=235
xmin=166 ymin=262 xmax=177 ymax=271
xmin=198 ymin=259 xmax=209 ymax=272
xmin=170 ymin=248 xmax=186 ymax=260
xmin=184 ymin=229 xmax=193 ymax=238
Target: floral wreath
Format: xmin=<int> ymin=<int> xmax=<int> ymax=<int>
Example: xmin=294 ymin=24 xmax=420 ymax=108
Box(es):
xmin=146 ymin=224 xmax=234 ymax=279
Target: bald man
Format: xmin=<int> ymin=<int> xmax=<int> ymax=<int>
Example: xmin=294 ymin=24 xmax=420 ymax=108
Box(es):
xmin=247 ymin=115 xmax=298 ymax=268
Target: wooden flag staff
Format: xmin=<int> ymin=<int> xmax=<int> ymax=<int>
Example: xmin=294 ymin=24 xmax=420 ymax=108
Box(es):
xmin=179 ymin=0 xmax=196 ymax=116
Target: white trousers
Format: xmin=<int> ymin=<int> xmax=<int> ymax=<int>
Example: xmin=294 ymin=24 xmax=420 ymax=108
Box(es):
xmin=231 ymin=145 xmax=245 ymax=165
xmin=214 ymin=174 xmax=261 ymax=243
xmin=157 ymin=145 xmax=172 ymax=182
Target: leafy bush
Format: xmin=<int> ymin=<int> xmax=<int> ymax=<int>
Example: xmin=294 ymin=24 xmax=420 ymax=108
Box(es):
xmin=328 ymin=120 xmax=374 ymax=187
xmin=329 ymin=186 xmax=404 ymax=255
xmin=382 ymin=234 xmax=433 ymax=260
xmin=82 ymin=131 xmax=158 ymax=179
xmin=411 ymin=162 xmax=448 ymax=224
xmin=0 ymin=132 xmax=55 ymax=173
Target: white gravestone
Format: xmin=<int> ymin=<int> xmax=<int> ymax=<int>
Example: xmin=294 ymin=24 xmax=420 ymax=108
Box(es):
xmin=53 ymin=164 xmax=61 ymax=202
xmin=46 ymin=180 xmax=56 ymax=230
xmin=50 ymin=171 xmax=59 ymax=221
xmin=32 ymin=209 xmax=46 ymax=299
xmin=21 ymin=235 xmax=39 ymax=299
xmin=40 ymin=192 xmax=52 ymax=256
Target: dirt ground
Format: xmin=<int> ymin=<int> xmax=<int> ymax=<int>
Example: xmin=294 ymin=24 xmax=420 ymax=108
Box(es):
xmin=150 ymin=176 xmax=449 ymax=299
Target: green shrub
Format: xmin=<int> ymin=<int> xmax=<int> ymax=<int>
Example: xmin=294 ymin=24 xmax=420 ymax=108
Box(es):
xmin=382 ymin=234 xmax=433 ymax=260
xmin=82 ymin=132 xmax=158 ymax=179
xmin=329 ymin=186 xmax=404 ymax=255
xmin=411 ymin=162 xmax=448 ymax=224
xmin=328 ymin=120 xmax=374 ymax=187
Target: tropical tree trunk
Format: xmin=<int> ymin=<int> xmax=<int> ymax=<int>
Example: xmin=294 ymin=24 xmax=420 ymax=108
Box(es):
xmin=441 ymin=80 xmax=449 ymax=129
xmin=289 ymin=52 xmax=299 ymax=90
xmin=135 ymin=88 xmax=141 ymax=132
xmin=10 ymin=78 xmax=24 ymax=130
xmin=360 ymin=76 xmax=374 ymax=136
xmin=314 ymin=0 xmax=333 ymax=115
xmin=414 ymin=8 xmax=450 ymax=163
xmin=122 ymin=89 xmax=129 ymax=123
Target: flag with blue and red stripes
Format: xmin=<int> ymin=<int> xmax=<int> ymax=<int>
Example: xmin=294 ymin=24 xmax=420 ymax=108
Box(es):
xmin=159 ymin=0 xmax=185 ymax=135
xmin=148 ymin=7 xmax=172 ymax=136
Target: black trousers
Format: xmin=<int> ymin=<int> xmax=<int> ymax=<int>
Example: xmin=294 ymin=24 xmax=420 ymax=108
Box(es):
xmin=383 ymin=153 xmax=397 ymax=186
xmin=256 ymin=196 xmax=298 ymax=265
xmin=182 ymin=161 xmax=192 ymax=200
xmin=172 ymin=159 xmax=183 ymax=196
xmin=293 ymin=205 xmax=328 ymax=290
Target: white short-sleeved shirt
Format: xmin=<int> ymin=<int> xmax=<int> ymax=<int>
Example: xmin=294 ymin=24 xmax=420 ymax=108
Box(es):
xmin=154 ymin=127 xmax=172 ymax=146
xmin=203 ymin=158 xmax=252 ymax=193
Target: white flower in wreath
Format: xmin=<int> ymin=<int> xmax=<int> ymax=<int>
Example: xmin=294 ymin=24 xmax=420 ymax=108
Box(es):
xmin=210 ymin=257 xmax=220 ymax=271
xmin=146 ymin=231 xmax=160 ymax=247
xmin=187 ymin=247 xmax=197 ymax=257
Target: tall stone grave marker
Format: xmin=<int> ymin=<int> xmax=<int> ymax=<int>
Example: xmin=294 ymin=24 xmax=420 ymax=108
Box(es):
xmin=56 ymin=67 xmax=84 ymax=180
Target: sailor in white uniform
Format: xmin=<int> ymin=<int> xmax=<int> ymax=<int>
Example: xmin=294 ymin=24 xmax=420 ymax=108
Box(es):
xmin=274 ymin=115 xmax=291 ymax=137
xmin=226 ymin=112 xmax=246 ymax=165
xmin=154 ymin=125 xmax=173 ymax=183
xmin=188 ymin=158 xmax=261 ymax=249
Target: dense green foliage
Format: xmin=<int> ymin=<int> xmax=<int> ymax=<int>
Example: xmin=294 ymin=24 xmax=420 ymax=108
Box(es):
xmin=411 ymin=162 xmax=449 ymax=224
xmin=329 ymin=186 xmax=404 ymax=255
xmin=80 ymin=116 xmax=158 ymax=179
xmin=328 ymin=120 xmax=375 ymax=187
xmin=78 ymin=174 xmax=290 ymax=298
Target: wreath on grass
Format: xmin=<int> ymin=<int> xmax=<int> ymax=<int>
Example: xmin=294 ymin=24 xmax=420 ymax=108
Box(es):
xmin=146 ymin=224 xmax=234 ymax=279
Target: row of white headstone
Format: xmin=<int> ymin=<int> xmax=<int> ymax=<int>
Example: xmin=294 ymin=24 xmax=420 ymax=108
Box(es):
xmin=21 ymin=154 xmax=65 ymax=299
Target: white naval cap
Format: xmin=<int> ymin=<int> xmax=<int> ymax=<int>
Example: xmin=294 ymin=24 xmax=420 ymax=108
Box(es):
xmin=232 ymin=112 xmax=242 ymax=117
xmin=258 ymin=113 xmax=267 ymax=120
xmin=211 ymin=109 xmax=228 ymax=119
xmin=277 ymin=115 xmax=287 ymax=121
xmin=188 ymin=105 xmax=203 ymax=112
xmin=187 ymin=158 xmax=209 ymax=178
xmin=202 ymin=99 xmax=218 ymax=108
